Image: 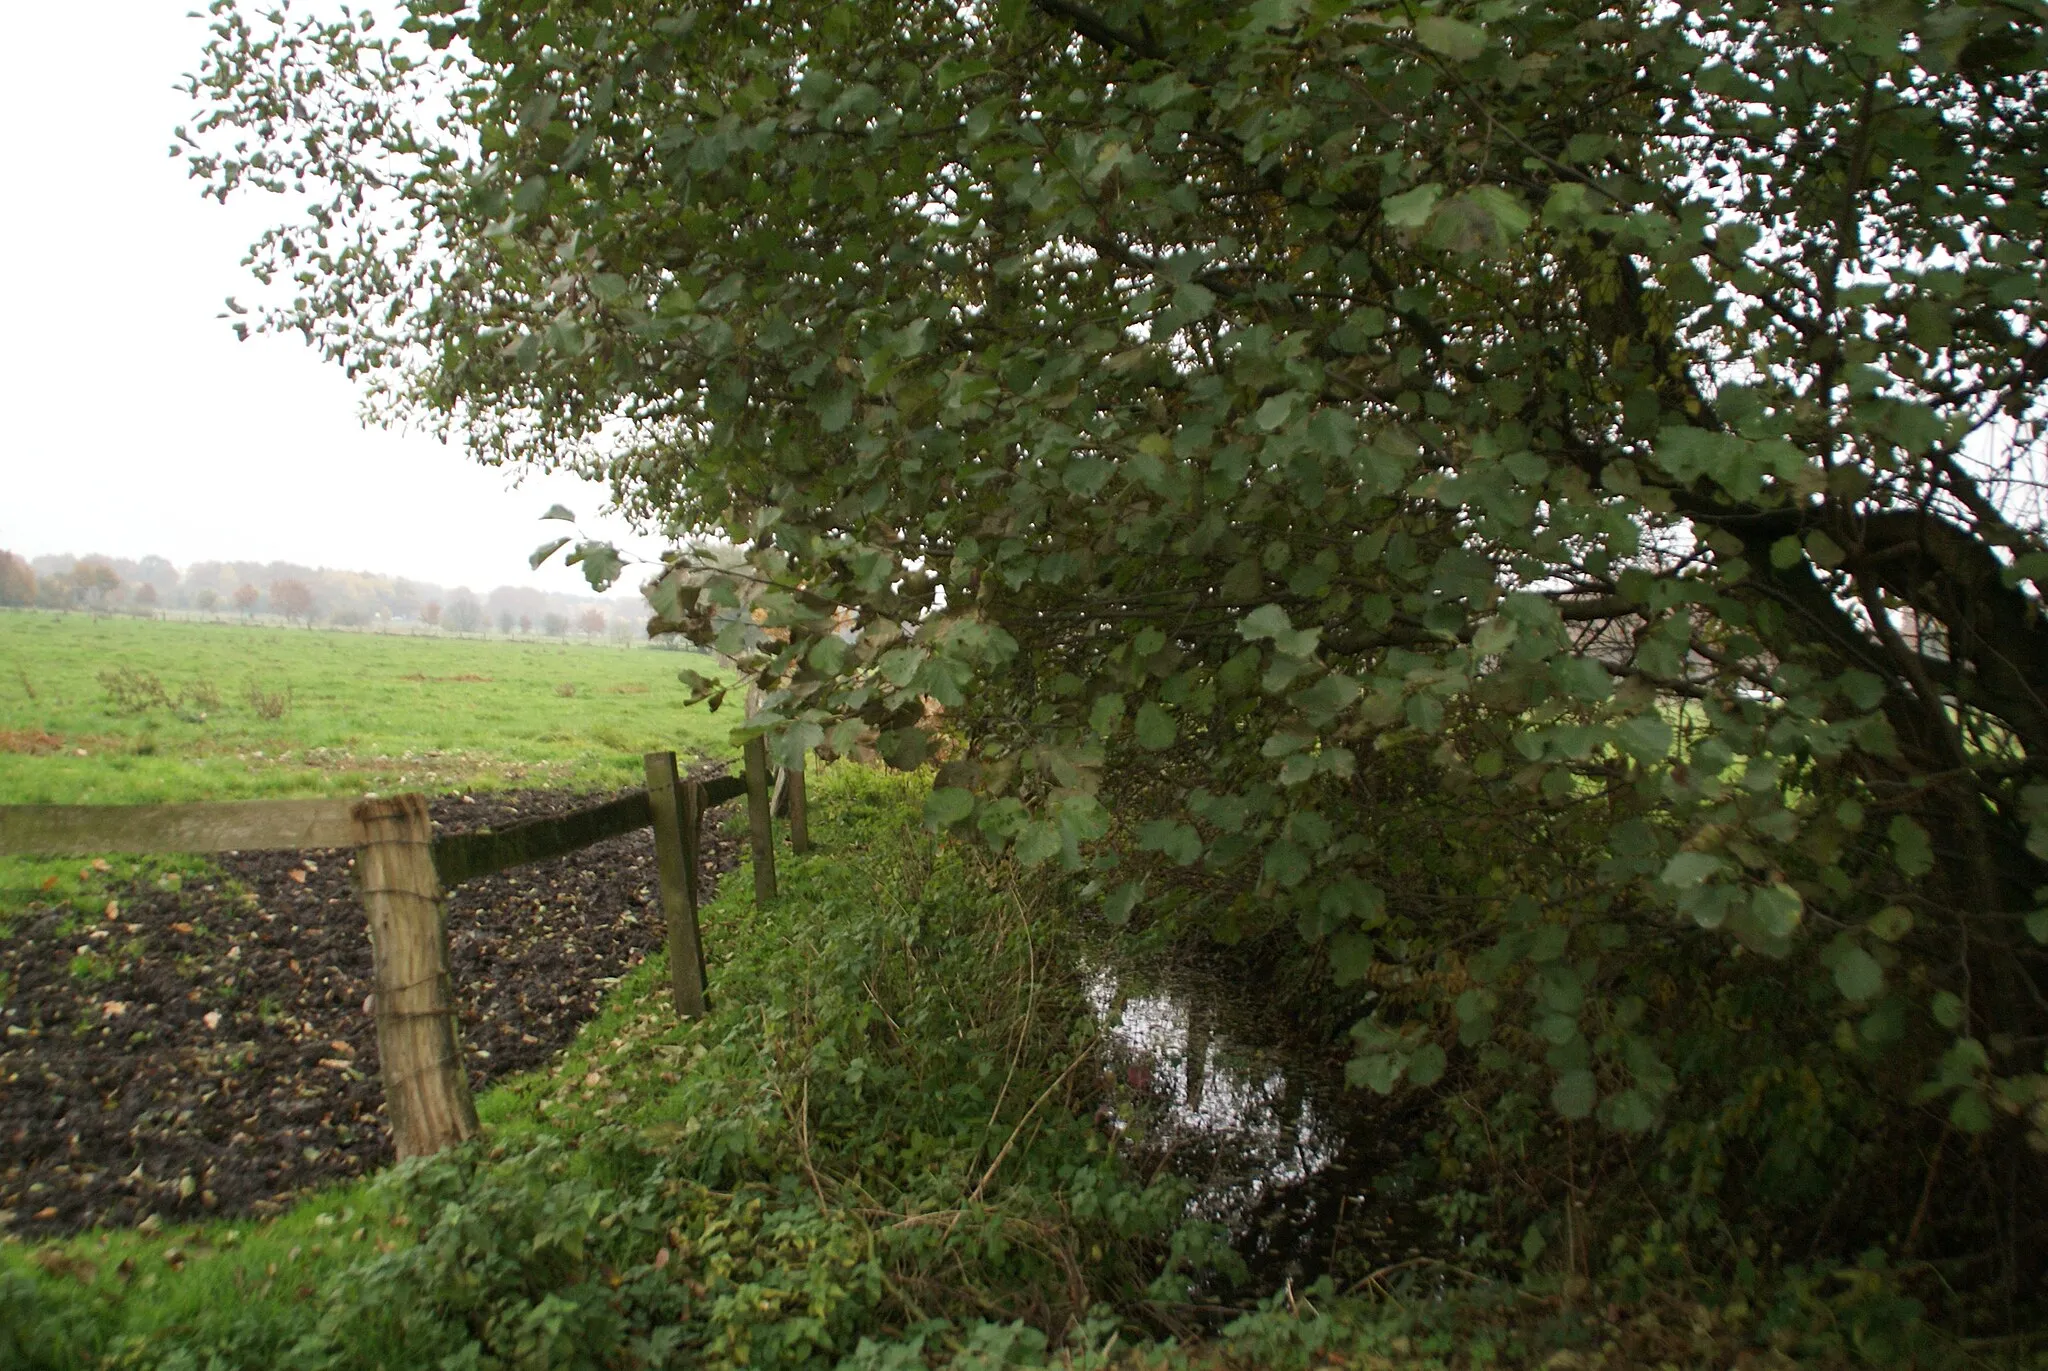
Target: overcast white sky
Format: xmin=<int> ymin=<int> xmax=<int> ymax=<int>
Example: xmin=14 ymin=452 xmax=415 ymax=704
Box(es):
xmin=0 ymin=2 xmax=655 ymax=599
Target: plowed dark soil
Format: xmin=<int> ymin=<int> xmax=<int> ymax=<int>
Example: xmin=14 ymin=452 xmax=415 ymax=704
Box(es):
xmin=0 ymin=785 xmax=741 ymax=1239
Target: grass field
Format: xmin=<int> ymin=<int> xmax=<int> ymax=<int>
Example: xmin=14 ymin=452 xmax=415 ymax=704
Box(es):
xmin=0 ymin=609 xmax=734 ymax=915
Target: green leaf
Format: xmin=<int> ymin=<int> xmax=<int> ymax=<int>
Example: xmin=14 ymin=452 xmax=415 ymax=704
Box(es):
xmin=1541 ymin=182 xmax=1594 ymax=225
xmin=1830 ymin=944 xmax=1884 ymax=1003
xmin=1414 ymin=15 xmax=1486 ymax=60
xmin=1462 ymin=185 xmax=1531 ymax=240
xmin=1014 ymin=821 xmax=1062 ymax=868
xmin=1949 ymin=1089 xmax=1994 ymax=1134
xmin=770 ymin=721 xmax=825 ymax=770
xmin=1889 ymin=815 xmax=1934 ymax=878
xmin=1133 ymin=702 xmax=1177 ymax=750
xmin=1254 ymin=393 xmax=1297 ymax=431
xmin=1291 ymin=672 xmax=1360 ymax=725
xmin=529 ymin=537 xmax=571 ymax=569
xmin=1263 ymin=839 xmax=1311 ymax=888
xmin=1659 ymin=851 xmax=1726 ymax=889
xmin=1405 ymin=1043 xmax=1447 ymax=1088
xmin=1238 ymin=603 xmax=1294 ymax=641
xmin=1136 ymin=819 xmax=1203 ymax=866
xmin=1600 ymin=1089 xmax=1657 ymax=1133
xmin=1551 ymin=1069 xmax=1597 ymax=1119
xmin=1088 ymin=692 xmax=1125 ymax=735
xmin=878 ymin=646 xmax=926 ymax=688
xmin=1804 ymin=531 xmax=1845 ymax=569
xmin=1552 ymin=656 xmax=1613 ymax=702
xmin=815 ymin=384 xmax=854 ymax=432
xmin=1868 ymin=905 xmax=1914 ymax=941
xmin=540 ymin=504 xmax=577 ymax=522
xmin=924 ymin=787 xmax=975 ymax=829
xmin=1838 ymin=670 xmax=1886 ymax=711
xmin=1615 ymin=714 xmax=1672 ymax=761
xmin=807 ymin=634 xmax=848 ymax=674
xmin=1381 ymin=184 xmax=1443 ymax=231
xmin=1330 ymin=931 xmax=1375 ymax=985
xmin=1347 ymin=1052 xmax=1400 ymax=1094
xmin=1471 ymin=617 xmax=1517 ymax=655
xmin=564 ymin=541 xmax=624 ymax=592
xmin=1102 ymin=880 xmax=1143 ymax=926
xmin=1930 ymin=990 xmax=1965 ymax=1029
xmin=1749 ymin=882 xmax=1803 ymax=938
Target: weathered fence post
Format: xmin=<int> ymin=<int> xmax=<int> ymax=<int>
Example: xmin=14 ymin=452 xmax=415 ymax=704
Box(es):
xmin=743 ymin=735 xmax=778 ymax=904
xmin=787 ymin=764 xmax=811 ymax=855
xmin=352 ymin=794 xmax=477 ymax=1160
xmin=644 ymin=751 xmax=709 ymax=1017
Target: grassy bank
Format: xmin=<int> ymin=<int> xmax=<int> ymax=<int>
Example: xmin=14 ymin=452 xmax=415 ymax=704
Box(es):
xmin=3 ymin=765 xmax=1982 ymax=1368
xmin=0 ymin=609 xmax=731 ymax=916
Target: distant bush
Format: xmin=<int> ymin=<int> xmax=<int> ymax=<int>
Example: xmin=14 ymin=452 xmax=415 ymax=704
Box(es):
xmin=0 ymin=550 xmax=34 ymax=607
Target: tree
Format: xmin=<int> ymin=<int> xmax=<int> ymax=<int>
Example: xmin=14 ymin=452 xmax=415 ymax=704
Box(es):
xmin=231 ymin=584 xmax=259 ymax=616
xmin=518 ymin=615 xmax=532 ymax=634
xmin=445 ymin=596 xmax=485 ymax=634
xmin=421 ymin=601 xmax=442 ymax=628
xmin=70 ymin=562 xmax=119 ymax=611
xmin=133 ymin=583 xmax=159 ymax=611
xmin=0 ymin=550 xmax=34 ymax=607
xmin=497 ymin=609 xmax=516 ymax=636
xmin=541 ymin=613 xmax=569 ymax=638
xmin=196 ymin=588 xmax=219 ymax=613
xmin=195 ymin=0 xmax=2048 ymax=1294
xmin=268 ymin=578 xmax=314 ymax=624
xmin=577 ymin=608 xmax=607 ymax=637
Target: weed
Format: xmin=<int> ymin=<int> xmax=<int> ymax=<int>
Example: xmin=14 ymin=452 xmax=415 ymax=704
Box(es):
xmin=0 ymin=729 xmax=65 ymax=755
xmin=67 ymin=950 xmax=117 ymax=984
xmin=98 ymin=668 xmax=176 ymax=714
xmin=244 ymin=680 xmax=292 ymax=720
xmin=553 ymin=681 xmax=577 ymax=698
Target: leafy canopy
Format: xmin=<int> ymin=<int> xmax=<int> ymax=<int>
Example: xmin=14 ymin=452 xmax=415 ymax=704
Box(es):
xmin=189 ymin=0 xmax=2048 ymax=1173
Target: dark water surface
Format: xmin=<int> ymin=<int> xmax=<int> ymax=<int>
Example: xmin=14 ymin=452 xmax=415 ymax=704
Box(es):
xmin=1084 ymin=950 xmax=1443 ymax=1296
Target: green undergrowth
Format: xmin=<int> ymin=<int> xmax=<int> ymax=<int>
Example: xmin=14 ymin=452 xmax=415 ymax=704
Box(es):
xmin=1 ymin=766 xmax=2010 ymax=1368
xmin=0 ymin=765 xmax=1206 ymax=1367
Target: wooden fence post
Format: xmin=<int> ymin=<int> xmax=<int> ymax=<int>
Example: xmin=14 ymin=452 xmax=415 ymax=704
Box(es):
xmin=743 ymin=736 xmax=778 ymax=904
xmin=645 ymin=752 xmax=709 ymax=1017
xmin=787 ymin=764 xmax=811 ymax=855
xmin=352 ymin=794 xmax=478 ymax=1160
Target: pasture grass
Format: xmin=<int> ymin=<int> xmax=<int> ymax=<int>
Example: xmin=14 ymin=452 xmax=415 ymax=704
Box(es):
xmin=0 ymin=608 xmax=734 ymax=917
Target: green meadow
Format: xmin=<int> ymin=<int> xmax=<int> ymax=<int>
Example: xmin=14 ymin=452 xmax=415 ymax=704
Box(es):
xmin=0 ymin=609 xmax=733 ymax=915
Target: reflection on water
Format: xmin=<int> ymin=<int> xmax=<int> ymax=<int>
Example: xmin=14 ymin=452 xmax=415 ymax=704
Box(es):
xmin=1085 ymin=957 xmax=1433 ymax=1292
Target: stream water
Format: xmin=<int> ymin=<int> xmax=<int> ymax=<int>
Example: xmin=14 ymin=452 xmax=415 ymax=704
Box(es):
xmin=1084 ymin=951 xmax=1439 ymax=1294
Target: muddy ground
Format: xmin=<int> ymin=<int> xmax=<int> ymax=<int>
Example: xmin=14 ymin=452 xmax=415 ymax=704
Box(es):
xmin=0 ymin=786 xmax=743 ymax=1239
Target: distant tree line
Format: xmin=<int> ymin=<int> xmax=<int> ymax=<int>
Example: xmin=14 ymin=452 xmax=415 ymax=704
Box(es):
xmin=1 ymin=549 xmax=640 ymax=639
